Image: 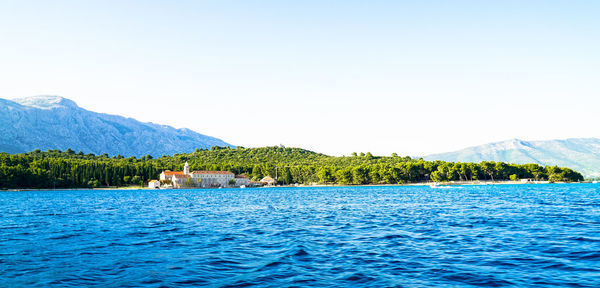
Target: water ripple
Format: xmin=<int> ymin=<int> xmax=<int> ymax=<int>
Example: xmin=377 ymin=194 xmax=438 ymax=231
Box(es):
xmin=1 ymin=184 xmax=600 ymax=287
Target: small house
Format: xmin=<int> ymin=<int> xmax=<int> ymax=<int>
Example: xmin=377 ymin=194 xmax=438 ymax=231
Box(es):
xmin=234 ymin=175 xmax=250 ymax=187
xmin=148 ymin=180 xmax=160 ymax=189
xmin=261 ymin=176 xmax=276 ymax=186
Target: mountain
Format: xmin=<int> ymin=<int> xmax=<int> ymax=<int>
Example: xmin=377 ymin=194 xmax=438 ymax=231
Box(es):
xmin=0 ymin=95 xmax=233 ymax=157
xmin=423 ymin=138 xmax=600 ymax=178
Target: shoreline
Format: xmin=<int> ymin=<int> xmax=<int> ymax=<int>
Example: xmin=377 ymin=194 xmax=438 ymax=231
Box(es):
xmin=3 ymin=180 xmax=593 ymax=192
xmin=272 ymin=180 xmax=558 ymax=188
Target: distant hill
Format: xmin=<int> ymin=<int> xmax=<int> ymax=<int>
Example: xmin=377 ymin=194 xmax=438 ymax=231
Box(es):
xmin=0 ymin=95 xmax=233 ymax=157
xmin=423 ymin=138 xmax=600 ymax=178
xmin=1 ymin=146 xmax=583 ymax=189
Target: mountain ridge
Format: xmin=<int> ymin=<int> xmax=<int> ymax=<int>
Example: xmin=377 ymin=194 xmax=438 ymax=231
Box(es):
xmin=0 ymin=95 xmax=233 ymax=157
xmin=423 ymin=138 xmax=600 ymax=178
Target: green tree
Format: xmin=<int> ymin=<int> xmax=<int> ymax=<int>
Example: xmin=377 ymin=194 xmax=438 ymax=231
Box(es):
xmin=131 ymin=175 xmax=142 ymax=186
xmin=0 ymin=146 xmax=585 ymax=189
xmin=430 ymin=170 xmax=445 ymax=182
xmin=281 ymin=168 xmax=293 ymax=184
xmin=252 ymin=165 xmax=263 ymax=180
xmin=87 ymin=179 xmax=100 ymax=188
xmin=335 ymin=168 xmax=353 ymax=185
xmin=481 ymin=161 xmax=496 ymax=181
xmin=352 ymin=166 xmax=370 ymax=185
xmin=317 ymin=167 xmax=334 ymax=183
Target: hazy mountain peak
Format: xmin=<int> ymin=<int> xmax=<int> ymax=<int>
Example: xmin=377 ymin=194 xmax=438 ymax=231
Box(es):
xmin=0 ymin=96 xmax=233 ymax=156
xmin=13 ymin=95 xmax=79 ymax=110
xmin=498 ymin=139 xmax=532 ymax=149
xmin=424 ymin=138 xmax=600 ymax=178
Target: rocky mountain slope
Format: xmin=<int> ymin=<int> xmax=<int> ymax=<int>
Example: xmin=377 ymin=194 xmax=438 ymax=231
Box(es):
xmin=423 ymin=138 xmax=600 ymax=178
xmin=0 ymin=95 xmax=233 ymax=157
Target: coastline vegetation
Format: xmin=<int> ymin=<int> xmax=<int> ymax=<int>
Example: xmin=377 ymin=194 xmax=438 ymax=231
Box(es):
xmin=0 ymin=146 xmax=584 ymax=189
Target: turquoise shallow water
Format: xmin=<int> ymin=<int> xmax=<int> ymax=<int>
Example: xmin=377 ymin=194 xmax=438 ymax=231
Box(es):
xmin=1 ymin=184 xmax=599 ymax=287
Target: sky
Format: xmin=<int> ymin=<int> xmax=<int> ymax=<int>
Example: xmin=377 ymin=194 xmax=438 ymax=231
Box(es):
xmin=0 ymin=0 xmax=599 ymax=156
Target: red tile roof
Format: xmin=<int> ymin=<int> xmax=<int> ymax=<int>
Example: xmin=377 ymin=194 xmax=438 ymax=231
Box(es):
xmin=191 ymin=170 xmax=234 ymax=175
xmin=235 ymin=175 xmax=249 ymax=178
xmin=173 ymin=174 xmax=191 ymax=179
xmin=162 ymin=171 xmax=186 ymax=176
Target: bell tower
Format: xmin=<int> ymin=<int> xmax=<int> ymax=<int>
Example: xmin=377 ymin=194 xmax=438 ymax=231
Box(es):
xmin=184 ymin=162 xmax=190 ymax=175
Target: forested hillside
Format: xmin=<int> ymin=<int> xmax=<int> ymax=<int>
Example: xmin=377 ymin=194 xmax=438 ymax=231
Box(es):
xmin=0 ymin=146 xmax=584 ymax=189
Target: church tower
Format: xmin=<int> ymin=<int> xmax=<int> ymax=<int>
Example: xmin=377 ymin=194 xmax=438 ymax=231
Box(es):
xmin=184 ymin=162 xmax=190 ymax=175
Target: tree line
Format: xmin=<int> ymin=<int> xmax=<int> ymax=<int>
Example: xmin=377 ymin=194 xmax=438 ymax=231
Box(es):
xmin=0 ymin=146 xmax=584 ymax=189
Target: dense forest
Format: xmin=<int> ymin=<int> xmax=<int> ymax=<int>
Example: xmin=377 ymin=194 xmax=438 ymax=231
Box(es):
xmin=0 ymin=146 xmax=584 ymax=189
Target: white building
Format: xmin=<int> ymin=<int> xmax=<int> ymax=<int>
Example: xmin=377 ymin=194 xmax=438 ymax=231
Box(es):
xmin=160 ymin=162 xmax=197 ymax=188
xmin=172 ymin=173 xmax=192 ymax=188
xmin=159 ymin=162 xmax=237 ymax=188
xmin=191 ymin=171 xmax=235 ymax=188
xmin=234 ymin=175 xmax=250 ymax=187
xmin=160 ymin=170 xmax=183 ymax=181
xmin=261 ymin=176 xmax=276 ymax=186
xmin=148 ymin=180 xmax=160 ymax=189
xmin=160 ymin=162 xmax=191 ymax=181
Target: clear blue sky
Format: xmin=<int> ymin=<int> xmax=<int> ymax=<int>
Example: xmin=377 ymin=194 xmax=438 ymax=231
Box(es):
xmin=1 ymin=0 xmax=598 ymax=156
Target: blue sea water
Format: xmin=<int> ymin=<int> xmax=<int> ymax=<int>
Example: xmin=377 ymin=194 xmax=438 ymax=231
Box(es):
xmin=1 ymin=184 xmax=599 ymax=287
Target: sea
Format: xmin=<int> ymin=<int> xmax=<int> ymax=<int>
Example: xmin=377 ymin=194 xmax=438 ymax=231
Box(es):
xmin=1 ymin=184 xmax=599 ymax=287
